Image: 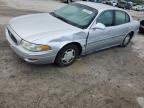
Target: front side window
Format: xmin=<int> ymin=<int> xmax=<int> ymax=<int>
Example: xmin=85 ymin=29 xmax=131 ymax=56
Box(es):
xmin=51 ymin=3 xmax=98 ymax=29
xmin=97 ymin=11 xmax=113 ymax=27
xmin=115 ymin=11 xmax=130 ymax=25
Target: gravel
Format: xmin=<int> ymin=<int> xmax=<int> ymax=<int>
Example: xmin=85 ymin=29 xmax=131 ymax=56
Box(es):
xmin=0 ymin=0 xmax=144 ymax=107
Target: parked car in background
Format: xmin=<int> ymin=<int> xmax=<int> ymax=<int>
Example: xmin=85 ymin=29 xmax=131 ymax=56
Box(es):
xmin=105 ymin=0 xmax=118 ymax=6
xmin=5 ymin=2 xmax=140 ymax=66
xmin=117 ymin=1 xmax=132 ymax=9
xmin=62 ymin=0 xmax=87 ymax=3
xmin=132 ymin=5 xmax=144 ymax=11
xmin=62 ymin=0 xmax=102 ymax=3
xmin=111 ymin=0 xmax=118 ymax=6
xmin=101 ymin=0 xmax=107 ymax=3
xmin=88 ymin=0 xmax=97 ymax=2
xmin=139 ymin=19 xmax=144 ymax=33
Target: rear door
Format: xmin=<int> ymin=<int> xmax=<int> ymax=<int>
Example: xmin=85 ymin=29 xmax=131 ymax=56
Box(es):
xmin=112 ymin=10 xmax=132 ymax=44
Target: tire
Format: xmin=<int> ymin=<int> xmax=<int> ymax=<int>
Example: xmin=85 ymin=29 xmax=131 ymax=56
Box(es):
xmin=55 ymin=44 xmax=79 ymax=67
xmin=139 ymin=27 xmax=144 ymax=33
xmin=121 ymin=33 xmax=132 ymax=47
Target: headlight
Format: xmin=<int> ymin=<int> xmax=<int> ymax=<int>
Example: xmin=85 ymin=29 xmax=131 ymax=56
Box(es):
xmin=21 ymin=40 xmax=51 ymax=52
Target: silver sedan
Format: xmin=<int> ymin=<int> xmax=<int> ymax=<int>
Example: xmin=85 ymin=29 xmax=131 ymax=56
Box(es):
xmin=5 ymin=1 xmax=140 ymax=66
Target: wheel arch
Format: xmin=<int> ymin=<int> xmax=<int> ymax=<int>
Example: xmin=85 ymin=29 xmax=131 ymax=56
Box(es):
xmin=60 ymin=42 xmax=83 ymax=56
xmin=121 ymin=31 xmax=134 ymax=47
xmin=129 ymin=31 xmax=134 ymax=38
xmin=54 ymin=42 xmax=82 ymax=66
xmin=54 ymin=42 xmax=83 ymax=62
xmin=123 ymin=31 xmax=134 ymax=40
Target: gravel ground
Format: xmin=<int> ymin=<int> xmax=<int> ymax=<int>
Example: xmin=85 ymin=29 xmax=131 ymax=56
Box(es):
xmin=0 ymin=0 xmax=65 ymax=12
xmin=0 ymin=0 xmax=144 ymax=108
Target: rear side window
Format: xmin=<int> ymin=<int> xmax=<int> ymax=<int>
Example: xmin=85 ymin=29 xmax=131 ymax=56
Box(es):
xmin=97 ymin=11 xmax=113 ymax=27
xmin=125 ymin=13 xmax=130 ymax=23
xmin=115 ymin=10 xmax=130 ymax=25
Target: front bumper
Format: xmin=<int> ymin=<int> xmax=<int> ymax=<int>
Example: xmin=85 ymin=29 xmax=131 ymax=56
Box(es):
xmin=5 ymin=25 xmax=57 ymax=64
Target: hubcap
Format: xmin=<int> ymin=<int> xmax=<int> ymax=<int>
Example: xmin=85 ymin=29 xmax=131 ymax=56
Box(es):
xmin=124 ymin=35 xmax=130 ymax=45
xmin=61 ymin=49 xmax=75 ymax=64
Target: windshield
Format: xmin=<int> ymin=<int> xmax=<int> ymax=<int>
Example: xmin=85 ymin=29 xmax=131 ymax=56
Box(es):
xmin=51 ymin=3 xmax=98 ymax=29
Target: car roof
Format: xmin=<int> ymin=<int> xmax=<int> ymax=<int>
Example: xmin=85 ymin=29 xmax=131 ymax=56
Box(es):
xmin=76 ymin=1 xmax=123 ymax=11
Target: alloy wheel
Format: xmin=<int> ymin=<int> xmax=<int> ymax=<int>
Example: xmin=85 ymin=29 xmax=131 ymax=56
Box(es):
xmin=61 ymin=49 xmax=75 ymax=64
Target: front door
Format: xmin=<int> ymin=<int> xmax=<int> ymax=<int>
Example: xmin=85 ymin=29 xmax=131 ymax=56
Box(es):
xmin=86 ymin=10 xmax=115 ymax=53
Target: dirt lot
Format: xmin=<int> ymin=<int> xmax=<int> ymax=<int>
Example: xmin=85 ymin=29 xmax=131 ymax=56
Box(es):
xmin=0 ymin=1 xmax=144 ymax=108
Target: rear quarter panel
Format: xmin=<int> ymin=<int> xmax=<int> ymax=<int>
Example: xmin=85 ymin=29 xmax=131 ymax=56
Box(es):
xmin=131 ymin=20 xmax=140 ymax=35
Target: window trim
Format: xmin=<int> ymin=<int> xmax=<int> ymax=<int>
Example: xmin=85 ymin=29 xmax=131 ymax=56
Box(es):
xmin=114 ymin=10 xmax=130 ymax=26
xmin=96 ymin=10 xmax=115 ymax=27
xmin=125 ymin=12 xmax=130 ymax=23
xmin=94 ymin=9 xmax=131 ymax=28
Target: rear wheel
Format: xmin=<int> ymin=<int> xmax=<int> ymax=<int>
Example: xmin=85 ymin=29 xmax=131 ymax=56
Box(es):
xmin=55 ymin=44 xmax=79 ymax=67
xmin=121 ymin=33 xmax=132 ymax=47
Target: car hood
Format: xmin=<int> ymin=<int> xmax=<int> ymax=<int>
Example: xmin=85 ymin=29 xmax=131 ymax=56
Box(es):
xmin=9 ymin=13 xmax=81 ymax=42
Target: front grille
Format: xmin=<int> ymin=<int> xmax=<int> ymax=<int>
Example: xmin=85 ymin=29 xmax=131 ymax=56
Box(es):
xmin=8 ymin=29 xmax=18 ymax=44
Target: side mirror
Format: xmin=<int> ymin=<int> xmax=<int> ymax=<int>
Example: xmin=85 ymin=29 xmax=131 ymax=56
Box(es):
xmin=91 ymin=23 xmax=106 ymax=30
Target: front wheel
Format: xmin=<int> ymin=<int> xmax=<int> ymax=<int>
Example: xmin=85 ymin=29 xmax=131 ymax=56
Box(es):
xmin=55 ymin=44 xmax=79 ymax=67
xmin=121 ymin=34 xmax=132 ymax=47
